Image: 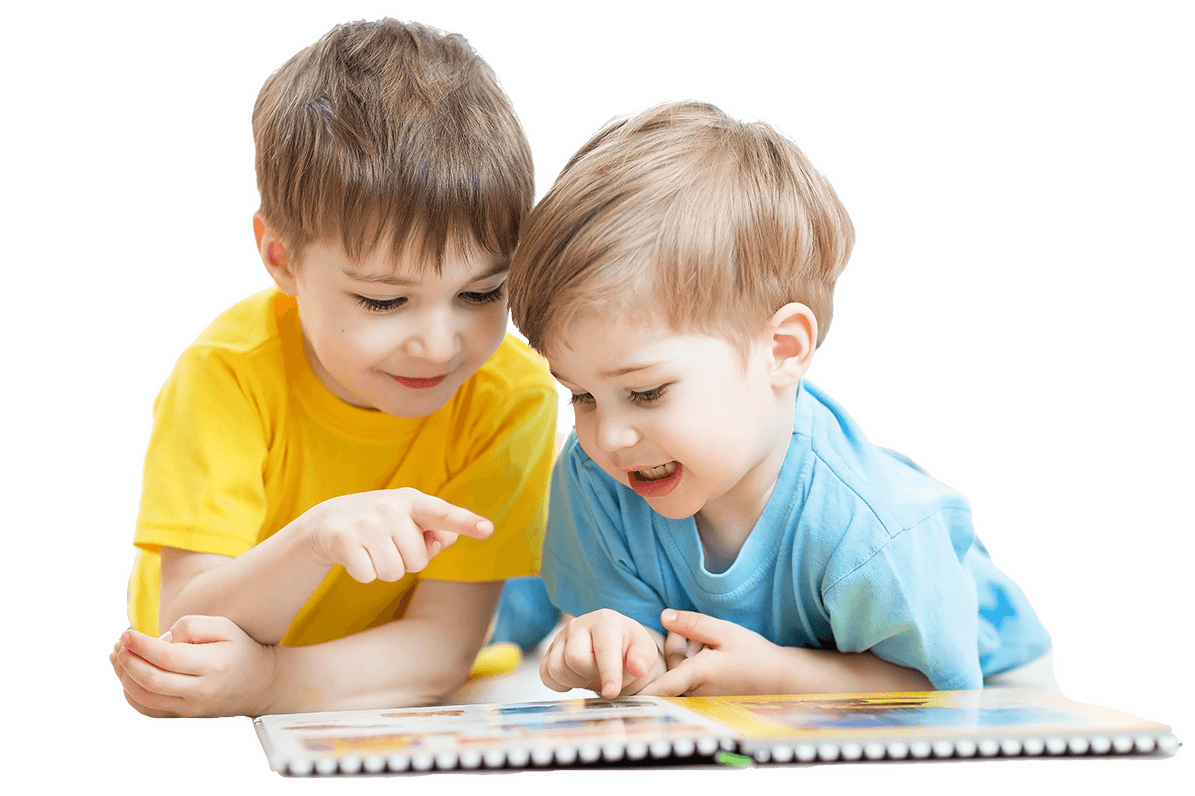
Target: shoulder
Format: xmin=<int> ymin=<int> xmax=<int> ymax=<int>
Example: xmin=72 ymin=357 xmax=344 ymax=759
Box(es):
xmin=796 ymin=382 xmax=972 ymax=539
xmin=172 ymin=289 xmax=290 ymax=376
xmin=157 ymin=289 xmax=292 ymax=415
xmin=472 ymin=334 xmax=556 ymax=394
xmin=451 ymin=334 xmax=557 ymax=421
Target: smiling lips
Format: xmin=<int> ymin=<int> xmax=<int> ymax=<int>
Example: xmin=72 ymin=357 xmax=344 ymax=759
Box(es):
xmin=394 ymin=374 xmax=447 ymax=389
xmin=628 ymin=461 xmax=683 ymax=497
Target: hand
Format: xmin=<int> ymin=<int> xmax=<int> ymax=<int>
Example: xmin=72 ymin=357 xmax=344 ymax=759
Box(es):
xmin=539 ymin=609 xmax=664 ymax=699
xmin=638 ymin=610 xmax=789 ymax=697
xmin=110 ymin=615 xmax=279 ymax=718
xmin=663 ymin=625 xmax=705 ymax=671
xmin=299 ymin=487 xmax=494 ymax=583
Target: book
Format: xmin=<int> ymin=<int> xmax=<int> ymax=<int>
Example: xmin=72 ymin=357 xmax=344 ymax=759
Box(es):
xmin=253 ymin=688 xmax=1179 ymax=775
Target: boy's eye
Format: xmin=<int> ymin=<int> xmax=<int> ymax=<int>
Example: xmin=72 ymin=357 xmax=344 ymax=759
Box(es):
xmin=628 ymin=385 xmax=668 ymax=405
xmin=569 ymin=392 xmax=595 ymax=408
xmin=355 ymin=295 xmax=406 ymax=313
xmin=459 ymin=285 xmax=505 ymax=305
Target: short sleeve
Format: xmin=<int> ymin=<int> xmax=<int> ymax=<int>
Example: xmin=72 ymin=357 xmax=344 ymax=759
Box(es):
xmin=134 ymin=346 xmax=270 ymax=558
xmin=822 ymin=507 xmax=984 ymax=690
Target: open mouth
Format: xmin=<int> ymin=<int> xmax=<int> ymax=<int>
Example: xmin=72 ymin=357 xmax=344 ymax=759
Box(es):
xmin=632 ymin=462 xmax=678 ymax=481
xmin=628 ymin=461 xmax=682 ymax=497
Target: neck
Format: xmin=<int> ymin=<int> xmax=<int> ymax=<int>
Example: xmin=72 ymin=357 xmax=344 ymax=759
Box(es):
xmin=693 ymin=390 xmax=797 ymax=572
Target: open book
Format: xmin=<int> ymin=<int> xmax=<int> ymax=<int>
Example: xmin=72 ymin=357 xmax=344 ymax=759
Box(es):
xmin=253 ymin=688 xmax=1178 ymax=775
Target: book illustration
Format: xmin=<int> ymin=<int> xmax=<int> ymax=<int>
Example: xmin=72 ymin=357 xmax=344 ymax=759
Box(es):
xmin=253 ymin=689 xmax=1179 ymax=775
xmin=256 ymin=697 xmax=734 ymax=775
xmin=680 ymin=690 xmax=1179 ymax=763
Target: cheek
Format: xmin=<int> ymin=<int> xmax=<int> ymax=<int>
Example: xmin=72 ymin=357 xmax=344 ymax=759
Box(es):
xmin=462 ymin=307 xmax=509 ymax=360
xmin=571 ymin=412 xmax=596 ymax=449
xmin=322 ymin=319 xmax=391 ymax=367
xmin=570 ymin=415 xmax=610 ymax=468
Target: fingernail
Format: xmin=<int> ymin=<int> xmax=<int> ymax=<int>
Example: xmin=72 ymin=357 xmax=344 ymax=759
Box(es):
xmin=159 ymin=630 xmax=173 ymax=642
xmin=661 ymin=609 xmax=677 ymax=623
xmin=686 ymin=641 xmax=699 ymax=658
xmin=429 ymin=540 xmax=443 ymax=557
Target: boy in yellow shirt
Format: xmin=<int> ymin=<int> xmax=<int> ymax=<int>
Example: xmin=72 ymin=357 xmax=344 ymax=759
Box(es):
xmin=109 ymin=19 xmax=557 ymax=717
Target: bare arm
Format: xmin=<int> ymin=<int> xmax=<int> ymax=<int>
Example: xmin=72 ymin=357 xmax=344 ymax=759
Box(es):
xmin=267 ymin=578 xmax=504 ymax=712
xmin=159 ymin=541 xmax=325 ymax=646
xmin=113 ymin=578 xmax=504 ymax=717
xmin=640 ymin=610 xmax=932 ymax=697
xmin=158 ymin=488 xmax=493 ymax=644
xmin=777 ymin=646 xmax=932 ymax=694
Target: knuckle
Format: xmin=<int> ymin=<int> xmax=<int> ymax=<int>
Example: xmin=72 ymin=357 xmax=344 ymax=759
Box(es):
xmin=563 ymin=646 xmax=594 ymax=673
xmin=139 ymin=668 xmax=163 ymax=694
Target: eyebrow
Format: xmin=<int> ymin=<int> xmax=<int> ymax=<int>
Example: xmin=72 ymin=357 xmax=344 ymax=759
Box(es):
xmin=344 ymin=261 xmax=509 ymax=286
xmin=600 ymin=363 xmax=661 ymax=379
xmin=551 ymin=362 xmax=662 ymax=383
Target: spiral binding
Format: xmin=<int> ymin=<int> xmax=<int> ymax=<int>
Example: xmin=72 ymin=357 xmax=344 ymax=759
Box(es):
xmin=284 ymin=735 xmax=736 ymax=775
xmin=747 ymin=732 xmax=1179 ymax=764
xmin=283 ymin=731 xmax=1177 ymax=774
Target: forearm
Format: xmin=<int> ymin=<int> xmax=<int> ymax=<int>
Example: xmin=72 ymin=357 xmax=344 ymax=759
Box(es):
xmin=264 ymin=579 xmax=502 ymax=713
xmin=161 ymin=519 xmax=330 ymax=644
xmin=265 ymin=618 xmax=470 ymax=713
xmin=779 ymin=647 xmax=933 ymax=694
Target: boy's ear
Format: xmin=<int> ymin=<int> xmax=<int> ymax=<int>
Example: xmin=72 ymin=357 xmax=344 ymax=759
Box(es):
xmin=765 ymin=302 xmax=817 ymax=388
xmin=253 ymin=212 xmax=297 ymax=295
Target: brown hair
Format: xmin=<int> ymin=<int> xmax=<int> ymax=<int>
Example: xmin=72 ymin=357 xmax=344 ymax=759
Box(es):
xmin=253 ymin=19 xmax=533 ymax=267
xmin=508 ymin=101 xmax=853 ymax=353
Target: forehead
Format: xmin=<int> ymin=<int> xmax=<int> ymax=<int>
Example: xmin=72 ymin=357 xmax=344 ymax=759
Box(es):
xmin=547 ymin=298 xmax=755 ymax=382
xmin=324 ymin=235 xmax=508 ymax=285
xmin=548 ymin=307 xmax=736 ymax=381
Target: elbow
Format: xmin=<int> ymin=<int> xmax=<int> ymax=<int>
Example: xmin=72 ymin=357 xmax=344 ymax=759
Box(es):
xmin=427 ymin=652 xmax=478 ymax=704
xmin=411 ymin=646 xmax=481 ymax=706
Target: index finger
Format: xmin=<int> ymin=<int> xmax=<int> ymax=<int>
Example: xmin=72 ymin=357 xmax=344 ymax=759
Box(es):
xmin=407 ymin=492 xmax=494 ymax=541
xmin=589 ymin=624 xmax=628 ymax=699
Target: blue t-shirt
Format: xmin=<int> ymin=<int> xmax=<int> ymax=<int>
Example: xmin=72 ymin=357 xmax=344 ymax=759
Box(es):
xmin=542 ymin=381 xmax=1050 ymax=690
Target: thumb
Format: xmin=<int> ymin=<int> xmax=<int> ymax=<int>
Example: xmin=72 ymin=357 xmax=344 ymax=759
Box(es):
xmin=166 ymin=614 xmax=240 ymax=645
xmin=659 ymin=609 xmax=726 ymax=648
xmin=637 ymin=661 xmax=698 ymax=698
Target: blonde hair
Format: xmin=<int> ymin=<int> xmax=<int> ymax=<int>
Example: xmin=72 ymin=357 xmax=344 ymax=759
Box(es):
xmin=253 ymin=19 xmax=533 ymax=267
xmin=508 ymin=101 xmax=853 ymax=353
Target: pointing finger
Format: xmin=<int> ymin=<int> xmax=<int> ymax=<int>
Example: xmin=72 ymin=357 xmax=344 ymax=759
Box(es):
xmin=407 ymin=492 xmax=494 ymax=541
xmin=589 ymin=625 xmax=626 ymax=699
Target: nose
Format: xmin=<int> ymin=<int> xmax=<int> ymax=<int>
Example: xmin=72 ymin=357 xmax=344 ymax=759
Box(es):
xmin=403 ymin=307 xmax=460 ymax=364
xmin=592 ymin=407 xmax=640 ymax=453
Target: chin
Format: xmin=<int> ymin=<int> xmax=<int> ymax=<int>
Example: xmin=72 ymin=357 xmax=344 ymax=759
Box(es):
xmin=644 ymin=497 xmax=701 ymax=521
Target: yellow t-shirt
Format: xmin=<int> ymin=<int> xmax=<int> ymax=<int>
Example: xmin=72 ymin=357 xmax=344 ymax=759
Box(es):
xmin=128 ymin=289 xmax=557 ymax=646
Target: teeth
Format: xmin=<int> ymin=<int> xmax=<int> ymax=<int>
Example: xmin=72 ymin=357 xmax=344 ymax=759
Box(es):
xmin=635 ymin=462 xmax=678 ymax=481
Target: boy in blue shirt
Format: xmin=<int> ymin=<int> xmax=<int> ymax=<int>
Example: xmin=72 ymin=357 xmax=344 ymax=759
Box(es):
xmin=506 ymin=101 xmax=1051 ymax=699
